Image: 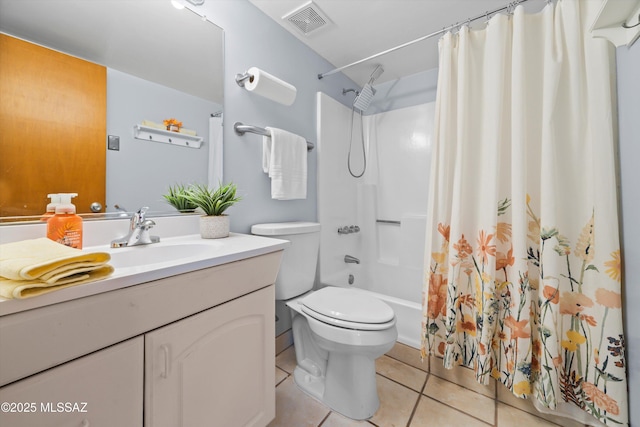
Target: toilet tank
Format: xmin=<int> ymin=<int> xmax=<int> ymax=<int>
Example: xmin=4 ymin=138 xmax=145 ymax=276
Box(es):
xmin=251 ymin=222 xmax=320 ymax=300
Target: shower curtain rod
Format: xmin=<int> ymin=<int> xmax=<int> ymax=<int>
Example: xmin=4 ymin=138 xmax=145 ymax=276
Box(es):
xmin=317 ymin=0 xmax=532 ymax=79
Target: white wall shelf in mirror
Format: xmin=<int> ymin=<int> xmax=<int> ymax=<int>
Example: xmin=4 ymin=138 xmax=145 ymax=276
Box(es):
xmin=133 ymin=125 xmax=203 ymax=149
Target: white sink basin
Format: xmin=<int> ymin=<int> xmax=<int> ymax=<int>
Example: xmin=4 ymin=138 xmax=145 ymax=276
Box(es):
xmin=108 ymin=243 xmax=213 ymax=269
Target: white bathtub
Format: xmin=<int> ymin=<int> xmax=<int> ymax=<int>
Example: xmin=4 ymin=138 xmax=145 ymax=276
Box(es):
xmin=368 ymin=290 xmax=422 ymax=349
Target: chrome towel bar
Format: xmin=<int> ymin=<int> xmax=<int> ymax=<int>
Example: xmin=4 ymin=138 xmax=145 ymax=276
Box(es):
xmin=233 ymin=122 xmax=314 ymax=151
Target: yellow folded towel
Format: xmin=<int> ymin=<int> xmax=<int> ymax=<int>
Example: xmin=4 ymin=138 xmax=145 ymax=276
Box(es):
xmin=0 ymin=238 xmax=111 ymax=281
xmin=0 ymin=265 xmax=114 ymax=299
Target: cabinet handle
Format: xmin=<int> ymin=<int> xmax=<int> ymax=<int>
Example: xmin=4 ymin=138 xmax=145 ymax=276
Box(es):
xmin=161 ymin=344 xmax=170 ymax=379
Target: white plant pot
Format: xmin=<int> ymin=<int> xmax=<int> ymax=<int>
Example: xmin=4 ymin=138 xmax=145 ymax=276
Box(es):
xmin=199 ymin=215 xmax=229 ymax=239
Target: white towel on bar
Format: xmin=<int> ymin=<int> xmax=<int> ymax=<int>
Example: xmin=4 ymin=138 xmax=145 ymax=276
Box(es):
xmin=262 ymin=127 xmax=307 ymax=200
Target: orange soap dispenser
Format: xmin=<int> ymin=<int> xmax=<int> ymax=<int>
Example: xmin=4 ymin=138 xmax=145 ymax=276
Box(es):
xmin=46 ymin=193 xmax=83 ymax=249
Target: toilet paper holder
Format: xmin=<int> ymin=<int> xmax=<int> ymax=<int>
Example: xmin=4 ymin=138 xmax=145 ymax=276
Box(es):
xmin=234 ymin=67 xmax=297 ymax=106
xmin=235 ymin=71 xmax=254 ymax=87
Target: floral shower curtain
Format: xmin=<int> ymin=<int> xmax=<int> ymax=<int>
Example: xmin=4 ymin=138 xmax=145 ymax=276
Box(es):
xmin=421 ymin=1 xmax=628 ymax=426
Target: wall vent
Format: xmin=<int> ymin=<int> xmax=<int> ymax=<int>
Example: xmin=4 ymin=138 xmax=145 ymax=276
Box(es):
xmin=283 ymin=1 xmax=332 ymax=36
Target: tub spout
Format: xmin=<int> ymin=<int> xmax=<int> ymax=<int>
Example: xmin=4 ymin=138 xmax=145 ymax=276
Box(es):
xmin=344 ymin=255 xmax=360 ymax=264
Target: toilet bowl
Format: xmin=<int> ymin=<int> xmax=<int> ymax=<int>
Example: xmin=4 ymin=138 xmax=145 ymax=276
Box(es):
xmin=287 ymin=287 xmax=397 ymax=420
xmin=251 ymin=222 xmax=398 ymax=420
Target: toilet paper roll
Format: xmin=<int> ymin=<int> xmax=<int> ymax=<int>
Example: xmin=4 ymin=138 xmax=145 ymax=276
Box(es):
xmin=244 ymin=67 xmax=297 ymax=106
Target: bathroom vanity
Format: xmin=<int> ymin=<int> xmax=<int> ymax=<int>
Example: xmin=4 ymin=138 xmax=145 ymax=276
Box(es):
xmin=0 ymin=233 xmax=287 ymax=427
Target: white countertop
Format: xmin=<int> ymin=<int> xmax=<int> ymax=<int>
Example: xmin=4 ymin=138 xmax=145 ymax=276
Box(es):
xmin=0 ymin=233 xmax=289 ymax=316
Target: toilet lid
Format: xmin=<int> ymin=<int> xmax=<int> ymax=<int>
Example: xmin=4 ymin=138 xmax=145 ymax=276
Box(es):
xmin=300 ymin=287 xmax=395 ymax=326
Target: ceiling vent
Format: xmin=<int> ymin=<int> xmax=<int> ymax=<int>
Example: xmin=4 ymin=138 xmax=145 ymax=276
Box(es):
xmin=283 ymin=1 xmax=332 ymax=36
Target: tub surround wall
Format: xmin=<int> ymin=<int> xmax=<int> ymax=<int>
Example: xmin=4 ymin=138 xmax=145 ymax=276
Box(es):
xmin=317 ymin=92 xmax=433 ymax=309
xmin=316 ymin=93 xmax=362 ymax=289
xmin=361 ymin=102 xmax=434 ymax=303
xmin=617 ymin=42 xmax=640 ymax=426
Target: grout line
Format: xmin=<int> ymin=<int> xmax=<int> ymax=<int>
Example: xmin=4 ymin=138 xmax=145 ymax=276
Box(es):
xmin=422 ymin=375 xmax=497 ymax=425
xmin=497 ymin=400 xmax=571 ymax=427
xmin=406 ymin=372 xmax=430 ymax=426
xmin=316 ymin=411 xmax=331 ymax=427
xmin=274 ymin=343 xmax=293 ymax=358
xmin=421 ymin=395 xmax=494 ymax=426
xmin=428 ymin=370 xmax=496 ymax=399
xmin=384 ymin=353 xmax=429 ymax=373
xmin=274 ymin=370 xmax=289 ymax=388
xmin=375 ymin=371 xmax=424 ymax=394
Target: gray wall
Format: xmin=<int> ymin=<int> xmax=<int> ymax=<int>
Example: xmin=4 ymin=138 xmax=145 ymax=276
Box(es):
xmin=196 ymin=1 xmax=438 ymax=233
xmin=617 ymin=41 xmax=639 ymax=426
xmin=106 ymin=69 xmax=220 ymax=213
xmin=198 ymin=0 xmax=356 ymax=233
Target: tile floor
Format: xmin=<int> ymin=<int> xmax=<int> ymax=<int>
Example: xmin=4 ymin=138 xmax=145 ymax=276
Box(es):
xmin=270 ymin=342 xmax=591 ymax=427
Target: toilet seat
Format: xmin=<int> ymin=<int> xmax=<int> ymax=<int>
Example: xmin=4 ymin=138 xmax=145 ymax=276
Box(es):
xmin=299 ymin=287 xmax=395 ymax=331
xmin=301 ymin=306 xmax=396 ymax=331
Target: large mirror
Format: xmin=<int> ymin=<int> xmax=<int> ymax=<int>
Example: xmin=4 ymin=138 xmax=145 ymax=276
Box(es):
xmin=0 ymin=0 xmax=224 ymax=222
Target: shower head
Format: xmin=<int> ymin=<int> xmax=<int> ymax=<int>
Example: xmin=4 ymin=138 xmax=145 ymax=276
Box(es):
xmin=353 ymin=84 xmax=375 ymax=112
xmin=353 ymin=65 xmax=384 ymax=112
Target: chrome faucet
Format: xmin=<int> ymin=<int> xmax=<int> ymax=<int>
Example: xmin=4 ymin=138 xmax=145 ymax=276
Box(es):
xmin=344 ymin=255 xmax=360 ymax=264
xmin=111 ymin=207 xmax=160 ymax=248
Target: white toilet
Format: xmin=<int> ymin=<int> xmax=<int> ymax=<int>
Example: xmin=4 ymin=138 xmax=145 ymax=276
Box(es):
xmin=251 ymin=221 xmax=397 ymax=420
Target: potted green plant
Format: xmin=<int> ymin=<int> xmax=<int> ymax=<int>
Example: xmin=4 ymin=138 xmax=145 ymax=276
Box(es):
xmin=184 ymin=182 xmax=241 ymax=238
xmin=163 ymin=183 xmax=197 ymax=213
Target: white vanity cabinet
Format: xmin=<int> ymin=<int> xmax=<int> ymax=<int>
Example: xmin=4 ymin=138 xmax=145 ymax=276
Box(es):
xmin=0 ymin=337 xmax=144 ymax=426
xmin=0 ymin=247 xmax=283 ymax=427
xmin=145 ymin=285 xmax=275 ymax=427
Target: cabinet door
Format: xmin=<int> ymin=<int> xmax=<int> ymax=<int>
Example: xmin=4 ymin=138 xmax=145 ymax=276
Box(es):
xmin=0 ymin=337 xmax=143 ymax=427
xmin=145 ymin=285 xmax=275 ymax=427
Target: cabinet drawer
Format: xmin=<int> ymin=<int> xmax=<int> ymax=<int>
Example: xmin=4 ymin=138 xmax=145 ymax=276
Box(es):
xmin=0 ymin=337 xmax=143 ymax=427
